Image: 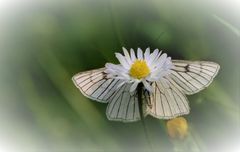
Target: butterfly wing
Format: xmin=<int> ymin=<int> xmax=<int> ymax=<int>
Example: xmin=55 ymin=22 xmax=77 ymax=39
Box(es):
xmin=106 ymin=83 xmax=153 ymax=122
xmin=146 ymin=79 xmax=190 ymax=119
xmin=147 ymin=60 xmax=219 ymax=119
xmin=72 ymin=68 xmax=122 ymax=103
xmin=73 ymin=68 xmax=144 ymax=122
xmin=168 ymin=60 xmax=220 ymax=95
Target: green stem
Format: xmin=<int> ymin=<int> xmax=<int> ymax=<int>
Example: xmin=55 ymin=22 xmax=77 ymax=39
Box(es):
xmin=137 ymin=83 xmax=144 ymax=120
xmin=137 ymin=83 xmax=153 ymax=151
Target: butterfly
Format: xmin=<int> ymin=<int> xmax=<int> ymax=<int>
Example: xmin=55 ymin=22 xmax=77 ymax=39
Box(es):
xmin=72 ymin=48 xmax=220 ymax=122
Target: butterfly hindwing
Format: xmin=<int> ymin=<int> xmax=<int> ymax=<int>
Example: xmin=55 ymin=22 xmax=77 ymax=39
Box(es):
xmin=106 ymin=83 xmax=142 ymax=122
xmin=146 ymin=79 xmax=190 ymax=119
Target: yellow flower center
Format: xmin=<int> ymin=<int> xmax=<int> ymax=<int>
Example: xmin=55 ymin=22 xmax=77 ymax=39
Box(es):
xmin=129 ymin=60 xmax=150 ymax=79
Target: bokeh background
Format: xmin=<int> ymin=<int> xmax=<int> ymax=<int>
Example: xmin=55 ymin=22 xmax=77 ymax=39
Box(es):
xmin=0 ymin=0 xmax=239 ymax=152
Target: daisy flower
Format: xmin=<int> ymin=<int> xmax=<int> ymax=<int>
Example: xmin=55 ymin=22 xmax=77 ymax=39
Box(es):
xmin=105 ymin=47 xmax=174 ymax=92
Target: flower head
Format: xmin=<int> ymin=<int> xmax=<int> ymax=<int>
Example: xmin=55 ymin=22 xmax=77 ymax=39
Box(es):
xmin=166 ymin=117 xmax=188 ymax=140
xmin=105 ymin=47 xmax=173 ymax=92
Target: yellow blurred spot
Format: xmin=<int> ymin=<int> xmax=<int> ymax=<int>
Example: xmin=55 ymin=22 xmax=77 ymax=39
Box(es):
xmin=129 ymin=60 xmax=150 ymax=79
xmin=166 ymin=117 xmax=188 ymax=140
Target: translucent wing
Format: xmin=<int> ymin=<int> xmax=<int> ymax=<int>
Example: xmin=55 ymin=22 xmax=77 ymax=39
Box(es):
xmin=147 ymin=60 xmax=219 ymax=119
xmin=73 ymin=68 xmax=146 ymax=122
xmin=167 ymin=60 xmax=220 ymax=95
xmin=72 ymin=68 xmax=123 ymax=103
xmin=146 ymin=79 xmax=190 ymax=119
xmin=106 ymin=83 xmax=148 ymax=122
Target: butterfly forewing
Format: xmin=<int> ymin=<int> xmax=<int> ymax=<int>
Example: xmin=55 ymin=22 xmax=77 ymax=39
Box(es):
xmin=169 ymin=60 xmax=220 ymax=95
xmin=73 ymin=68 xmax=122 ymax=103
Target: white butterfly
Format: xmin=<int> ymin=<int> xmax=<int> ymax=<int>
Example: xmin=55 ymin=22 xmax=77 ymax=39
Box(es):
xmin=72 ymin=48 xmax=220 ymax=122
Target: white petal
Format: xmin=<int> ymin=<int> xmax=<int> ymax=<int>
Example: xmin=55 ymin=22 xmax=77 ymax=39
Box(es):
xmin=105 ymin=63 xmax=118 ymax=70
xmin=148 ymin=49 xmax=159 ymax=65
xmin=137 ymin=48 xmax=143 ymax=60
xmin=144 ymin=47 xmax=150 ymax=61
xmin=142 ymin=80 xmax=153 ymax=92
xmin=150 ymin=49 xmax=162 ymax=66
xmin=122 ymin=47 xmax=132 ymax=65
xmin=154 ymin=53 xmax=167 ymax=69
xmin=161 ymin=70 xmax=171 ymax=76
xmin=118 ymin=72 xmax=131 ymax=80
xmin=105 ymin=63 xmax=112 ymax=68
xmin=147 ymin=67 xmax=164 ymax=81
xmin=146 ymin=72 xmax=157 ymax=81
xmin=105 ymin=63 xmax=128 ymax=73
xmin=149 ymin=66 xmax=172 ymax=81
xmin=104 ymin=69 xmax=116 ymax=74
xmin=150 ymin=69 xmax=163 ymax=80
xmin=130 ymin=81 xmax=139 ymax=92
xmin=130 ymin=48 xmax=136 ymax=62
xmin=162 ymin=57 xmax=173 ymax=70
xmin=115 ymin=53 xmax=130 ymax=69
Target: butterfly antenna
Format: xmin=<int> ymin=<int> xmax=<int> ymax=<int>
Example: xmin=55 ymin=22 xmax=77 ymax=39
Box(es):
xmin=137 ymin=83 xmax=154 ymax=151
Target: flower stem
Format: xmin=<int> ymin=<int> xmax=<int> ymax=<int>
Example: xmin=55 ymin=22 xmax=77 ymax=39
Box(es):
xmin=137 ymin=83 xmax=153 ymax=151
xmin=137 ymin=83 xmax=144 ymax=119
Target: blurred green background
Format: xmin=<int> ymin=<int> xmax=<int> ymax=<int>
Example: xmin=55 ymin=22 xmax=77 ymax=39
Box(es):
xmin=0 ymin=0 xmax=239 ymax=152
